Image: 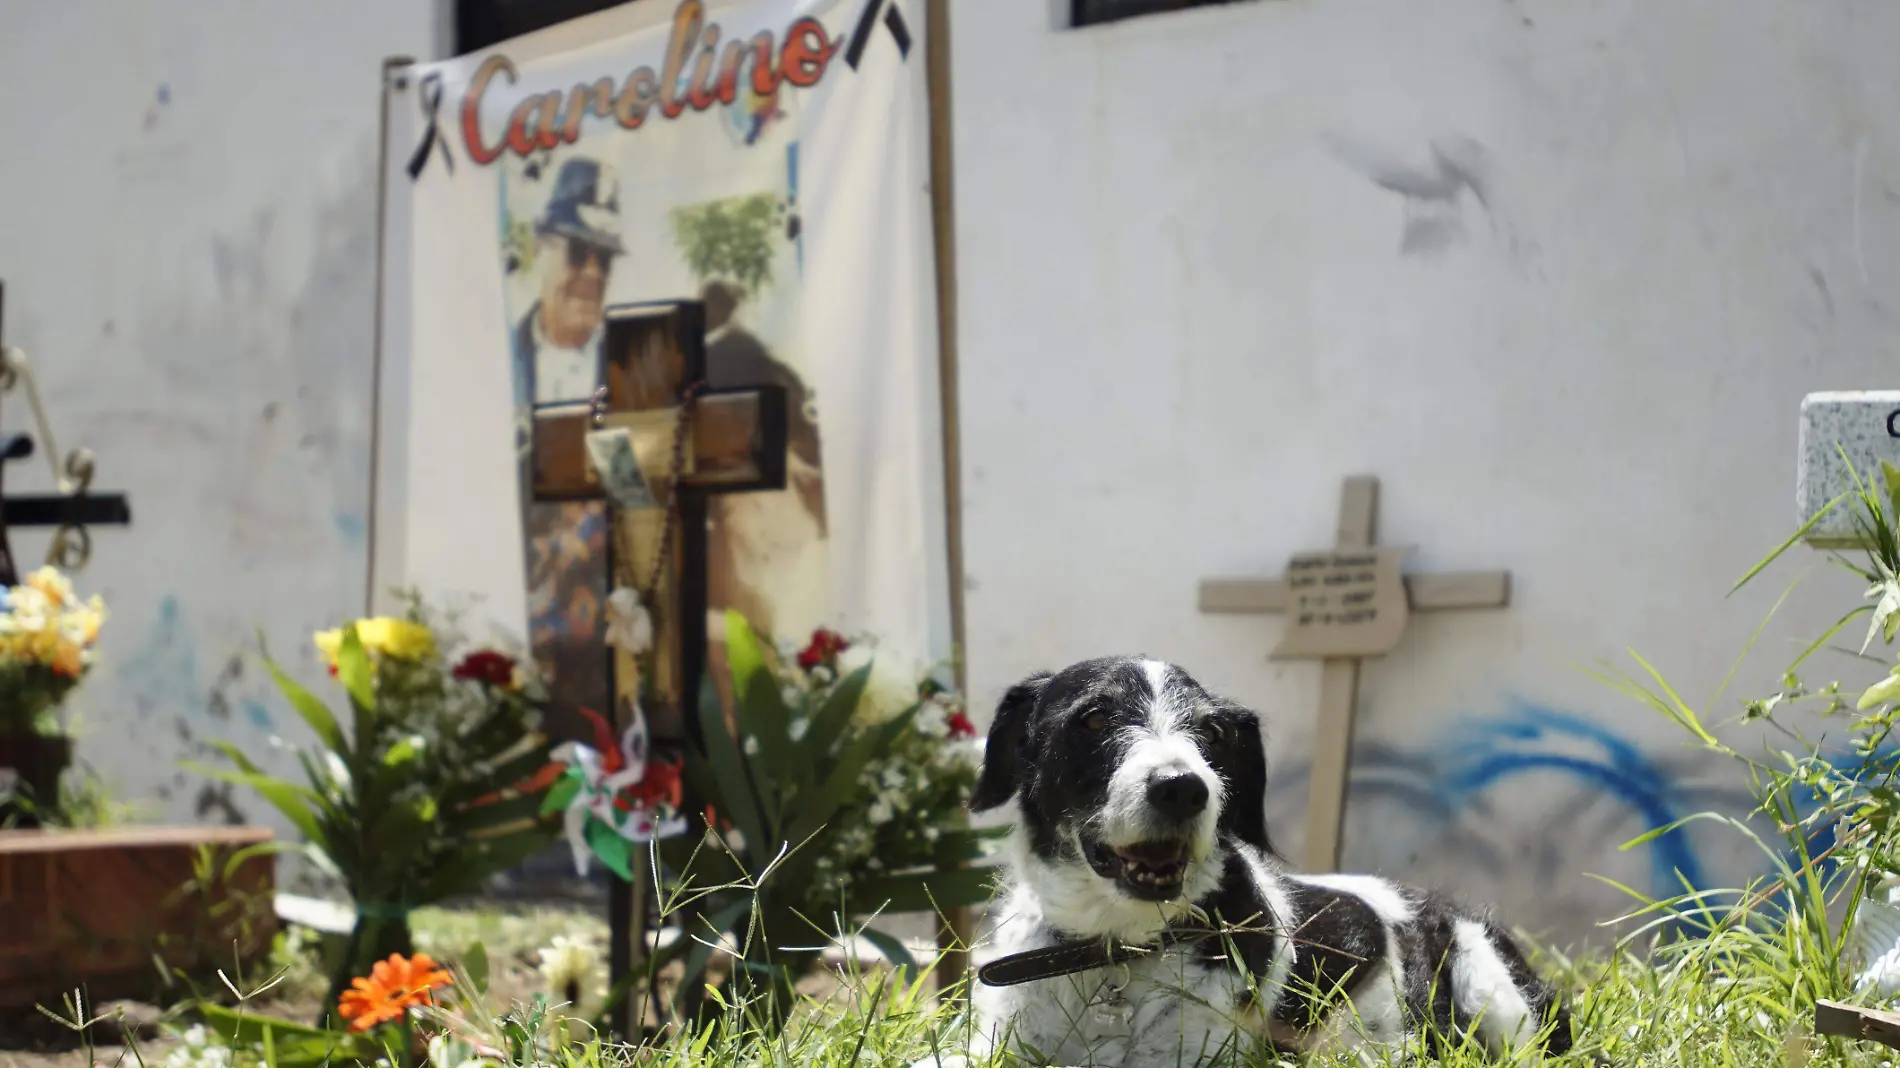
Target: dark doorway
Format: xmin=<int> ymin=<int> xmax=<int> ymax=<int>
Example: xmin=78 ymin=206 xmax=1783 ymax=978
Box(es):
xmin=453 ymin=0 xmax=632 ymax=54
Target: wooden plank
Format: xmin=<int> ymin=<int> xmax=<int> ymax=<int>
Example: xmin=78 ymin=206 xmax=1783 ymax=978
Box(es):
xmin=1199 ymin=571 xmax=1511 ymax=615
xmin=531 ymin=388 xmax=786 ymax=502
xmin=1336 ymin=475 xmax=1378 ymax=549
xmin=1816 ymin=999 xmax=1900 ymax=1050
xmin=1406 ymin=570 xmax=1511 ymax=611
xmin=0 ymin=825 xmax=273 ymax=854
xmin=926 ymin=0 xmax=974 ymax=996
xmin=1303 ymin=658 xmax=1361 ymax=872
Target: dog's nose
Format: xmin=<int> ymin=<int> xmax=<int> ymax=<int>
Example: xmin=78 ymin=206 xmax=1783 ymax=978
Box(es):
xmin=1146 ymin=771 xmax=1209 ymax=820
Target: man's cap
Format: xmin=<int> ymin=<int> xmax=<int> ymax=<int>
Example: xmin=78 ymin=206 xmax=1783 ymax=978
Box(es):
xmin=535 ymin=157 xmax=625 ymax=256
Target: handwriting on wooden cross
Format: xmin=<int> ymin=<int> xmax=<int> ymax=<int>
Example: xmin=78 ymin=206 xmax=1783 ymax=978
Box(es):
xmin=527 ymin=300 xmax=787 ymax=1038
xmin=1197 ymin=475 xmax=1510 ymax=873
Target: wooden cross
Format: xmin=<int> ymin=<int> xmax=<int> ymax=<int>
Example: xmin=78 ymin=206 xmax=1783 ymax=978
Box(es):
xmin=528 ymin=299 xmax=787 ymax=1038
xmin=1197 ymin=475 xmax=1509 ymax=872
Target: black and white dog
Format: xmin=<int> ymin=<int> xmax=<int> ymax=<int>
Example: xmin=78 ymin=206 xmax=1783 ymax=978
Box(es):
xmin=945 ymin=656 xmax=1576 ymax=1066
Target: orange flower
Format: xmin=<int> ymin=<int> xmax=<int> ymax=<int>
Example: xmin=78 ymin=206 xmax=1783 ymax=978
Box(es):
xmin=336 ymin=952 xmax=453 ymax=1033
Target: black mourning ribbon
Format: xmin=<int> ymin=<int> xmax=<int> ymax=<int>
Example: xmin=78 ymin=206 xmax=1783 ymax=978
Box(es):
xmin=407 ymin=70 xmax=454 ymax=181
xmin=845 ymin=0 xmax=912 ymax=71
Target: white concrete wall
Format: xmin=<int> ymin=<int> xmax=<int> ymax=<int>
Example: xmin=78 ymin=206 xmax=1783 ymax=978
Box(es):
xmin=952 ymin=0 xmax=1900 ymax=945
xmin=0 ymin=1 xmax=440 ymax=842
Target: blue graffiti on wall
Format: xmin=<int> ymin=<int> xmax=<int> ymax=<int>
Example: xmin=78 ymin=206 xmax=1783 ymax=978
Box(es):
xmin=1268 ymin=701 xmax=1750 ymax=903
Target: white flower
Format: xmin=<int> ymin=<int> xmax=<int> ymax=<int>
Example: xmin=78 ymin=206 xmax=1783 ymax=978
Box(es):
xmin=789 ymin=717 xmax=810 ymax=742
xmin=322 ymin=751 xmax=353 ymax=791
xmin=868 ymin=798 xmax=894 ymax=824
xmin=881 ymin=767 xmax=904 ymax=790
xmin=743 ymin=735 xmax=760 ymax=756
xmin=781 ymin=684 xmax=801 ymax=706
xmin=536 ymin=934 xmax=599 ymax=999
xmin=163 ymin=1025 xmax=233 ymax=1068
xmin=915 ymin=700 xmax=950 ymax=739
xmin=603 ymin=587 xmax=653 ymax=654
xmin=840 ymin=644 xmax=924 ymax=725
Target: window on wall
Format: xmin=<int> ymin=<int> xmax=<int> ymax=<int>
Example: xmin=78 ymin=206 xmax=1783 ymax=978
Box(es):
xmin=1072 ymin=0 xmax=1247 ymax=28
xmin=453 ymin=0 xmax=628 ymax=54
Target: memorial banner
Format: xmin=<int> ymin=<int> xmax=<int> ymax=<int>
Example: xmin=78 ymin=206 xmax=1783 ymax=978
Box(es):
xmin=378 ymin=0 xmax=950 ymax=733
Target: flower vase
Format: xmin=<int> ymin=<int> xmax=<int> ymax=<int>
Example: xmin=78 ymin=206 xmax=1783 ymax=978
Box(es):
xmin=0 ymin=732 xmax=71 ymax=828
xmin=322 ymin=906 xmax=416 ymax=1029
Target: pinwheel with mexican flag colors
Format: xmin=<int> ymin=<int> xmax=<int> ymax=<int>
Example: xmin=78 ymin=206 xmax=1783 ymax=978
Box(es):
xmin=540 ymin=704 xmax=687 ymax=880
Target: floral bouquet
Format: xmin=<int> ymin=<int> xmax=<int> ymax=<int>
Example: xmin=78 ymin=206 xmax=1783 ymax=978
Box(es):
xmin=650 ymin=611 xmax=1002 ymax=1024
xmin=0 ymin=565 xmax=106 ymax=736
xmin=193 ymin=593 xmax=560 ymax=1025
xmin=786 ymin=627 xmax=985 ymax=914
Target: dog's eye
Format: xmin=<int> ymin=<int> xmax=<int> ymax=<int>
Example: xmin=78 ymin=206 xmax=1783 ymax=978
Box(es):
xmin=1081 ymin=710 xmax=1110 ymax=731
xmin=1202 ymin=719 xmax=1232 ymax=745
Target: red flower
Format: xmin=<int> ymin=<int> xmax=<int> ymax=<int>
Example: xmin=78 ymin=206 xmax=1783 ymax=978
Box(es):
xmin=947 ymin=710 xmax=978 ymax=739
xmin=453 ymin=649 xmax=517 ymax=688
xmin=797 ymin=628 xmax=850 ymax=670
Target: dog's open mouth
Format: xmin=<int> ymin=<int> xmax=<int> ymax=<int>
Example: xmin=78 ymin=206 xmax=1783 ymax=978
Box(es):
xmin=1085 ymin=839 xmax=1190 ymax=901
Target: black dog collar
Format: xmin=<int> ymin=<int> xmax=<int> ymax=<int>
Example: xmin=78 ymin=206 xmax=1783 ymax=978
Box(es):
xmin=976 ymin=927 xmax=1222 ymax=987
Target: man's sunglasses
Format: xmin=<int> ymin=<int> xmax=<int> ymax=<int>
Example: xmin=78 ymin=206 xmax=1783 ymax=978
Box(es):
xmin=563 ymin=239 xmax=615 ymax=272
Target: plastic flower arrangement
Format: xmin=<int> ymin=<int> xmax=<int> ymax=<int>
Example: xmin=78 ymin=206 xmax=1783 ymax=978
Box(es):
xmin=193 ymin=592 xmax=559 ymax=1024
xmin=647 ymin=612 xmax=1000 ymax=1023
xmin=787 ymin=627 xmax=984 ymax=909
xmin=0 ymin=565 xmax=106 ymax=735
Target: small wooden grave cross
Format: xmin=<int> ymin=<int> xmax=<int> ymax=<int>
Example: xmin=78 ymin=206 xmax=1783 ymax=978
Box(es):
xmin=528 ymin=299 xmax=787 ymax=1039
xmin=1197 ymin=475 xmax=1509 ymax=872
xmin=1816 ymin=999 xmax=1900 ymax=1051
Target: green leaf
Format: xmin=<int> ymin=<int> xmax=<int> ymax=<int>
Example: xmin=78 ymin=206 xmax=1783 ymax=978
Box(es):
xmin=418 ymin=824 xmax=559 ymax=901
xmin=335 ymin=625 xmax=376 ymax=714
xmin=1858 ymin=673 xmax=1900 ymax=710
xmin=1731 ymin=489 xmax=1849 ymax=594
xmin=724 ymin=610 xmax=792 ymax=801
xmin=800 ymin=662 xmax=871 ymax=768
xmin=784 ymin=702 xmax=925 ymax=850
xmin=194 ymin=1003 xmax=368 ymax=1064
xmin=463 ymin=940 xmax=490 ymax=995
xmin=183 ymin=762 xmax=327 ymax=846
xmin=255 ymin=653 xmax=347 ymax=755
xmin=695 ymin=668 xmax=771 ymax=869
xmin=382 ymin=735 xmax=423 ymax=767
xmin=856 ymin=927 xmax=920 ymax=983
xmin=208 ymin=740 xmax=266 ymax=777
xmin=845 ymin=864 xmax=1002 ymax=915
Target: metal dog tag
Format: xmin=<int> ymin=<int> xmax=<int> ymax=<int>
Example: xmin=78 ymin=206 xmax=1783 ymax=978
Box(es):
xmin=1090 ymin=966 xmax=1134 ymax=1036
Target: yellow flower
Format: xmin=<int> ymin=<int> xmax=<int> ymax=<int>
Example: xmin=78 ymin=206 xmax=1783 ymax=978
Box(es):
xmin=23 ymin=566 xmax=74 ymax=607
xmin=313 ymin=617 xmax=435 ymax=665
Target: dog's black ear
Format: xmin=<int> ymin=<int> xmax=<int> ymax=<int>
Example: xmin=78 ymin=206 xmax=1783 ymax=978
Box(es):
xmin=969 ymin=672 xmax=1051 ymax=813
xmin=1216 ymin=703 xmax=1275 ymax=854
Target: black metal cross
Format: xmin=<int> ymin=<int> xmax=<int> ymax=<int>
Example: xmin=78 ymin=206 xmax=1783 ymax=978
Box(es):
xmin=0 ymin=282 xmax=133 ymax=586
